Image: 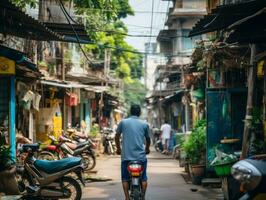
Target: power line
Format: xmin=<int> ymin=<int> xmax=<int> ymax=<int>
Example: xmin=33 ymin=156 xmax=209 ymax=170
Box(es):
xmin=58 ymin=0 xmax=92 ymax=64
xmin=55 ymin=1 xmax=189 ymax=56
xmin=125 ymin=24 xmax=162 ymax=30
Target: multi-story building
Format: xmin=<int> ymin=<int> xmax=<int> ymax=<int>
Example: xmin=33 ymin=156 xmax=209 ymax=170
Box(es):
xmin=148 ymin=0 xmax=206 ymax=131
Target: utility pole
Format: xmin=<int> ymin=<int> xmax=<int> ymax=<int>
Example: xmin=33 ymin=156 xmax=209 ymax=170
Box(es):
xmin=99 ymin=49 xmax=111 ymax=126
xmin=241 ymin=44 xmax=257 ymax=159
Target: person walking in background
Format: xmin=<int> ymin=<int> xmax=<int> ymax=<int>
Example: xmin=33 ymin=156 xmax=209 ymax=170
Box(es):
xmin=115 ymin=104 xmax=151 ymax=200
xmin=160 ymin=120 xmax=171 ymax=154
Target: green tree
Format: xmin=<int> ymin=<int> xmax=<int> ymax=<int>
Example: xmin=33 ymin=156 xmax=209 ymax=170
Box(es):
xmin=12 ymin=0 xmax=145 ymax=106
xmin=11 ymin=0 xmax=37 ymax=8
xmin=124 ymin=79 xmax=146 ymax=109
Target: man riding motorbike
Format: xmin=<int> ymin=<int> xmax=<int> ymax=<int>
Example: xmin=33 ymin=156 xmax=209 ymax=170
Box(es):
xmin=115 ymin=104 xmax=151 ymax=200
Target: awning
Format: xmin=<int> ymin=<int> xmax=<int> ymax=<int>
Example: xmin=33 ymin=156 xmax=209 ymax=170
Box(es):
xmin=44 ymin=23 xmax=91 ymax=44
xmin=84 ymin=85 xmax=109 ymax=93
xmin=226 ymin=7 xmax=266 ymax=43
xmin=0 ymin=0 xmax=62 ymax=41
xmin=66 ymin=72 xmax=106 ymax=84
xmin=157 ymin=30 xmax=177 ymax=42
xmin=165 ymin=90 xmax=184 ymax=99
xmin=40 ymin=80 xmax=71 ymax=88
xmin=40 ymin=79 xmax=94 ymax=89
xmin=0 ymin=0 xmax=90 ymax=43
xmin=189 ymin=0 xmax=266 ymax=37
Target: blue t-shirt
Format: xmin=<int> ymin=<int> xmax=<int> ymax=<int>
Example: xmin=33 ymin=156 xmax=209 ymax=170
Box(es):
xmin=116 ymin=116 xmax=150 ymax=161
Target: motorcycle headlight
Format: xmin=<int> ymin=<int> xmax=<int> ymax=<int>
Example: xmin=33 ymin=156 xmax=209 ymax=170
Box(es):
xmin=231 ymin=160 xmax=262 ymax=191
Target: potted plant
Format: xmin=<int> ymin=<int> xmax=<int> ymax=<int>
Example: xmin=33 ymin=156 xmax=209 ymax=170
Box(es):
xmin=182 ymin=120 xmax=206 ymax=178
xmin=0 ymin=136 xmax=19 ymax=195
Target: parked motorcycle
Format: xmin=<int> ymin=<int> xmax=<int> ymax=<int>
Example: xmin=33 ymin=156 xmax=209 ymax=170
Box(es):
xmin=127 ymin=161 xmax=145 ymax=200
xmin=38 ymin=134 xmax=96 ymax=171
xmin=102 ymin=127 xmax=117 ymax=155
xmin=231 ymin=157 xmax=266 ymax=200
xmin=17 ymin=143 xmax=84 ymax=200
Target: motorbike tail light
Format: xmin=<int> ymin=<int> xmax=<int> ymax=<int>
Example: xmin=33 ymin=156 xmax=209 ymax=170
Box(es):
xmin=46 ymin=145 xmax=57 ymax=151
xmin=127 ymin=164 xmax=144 ymax=174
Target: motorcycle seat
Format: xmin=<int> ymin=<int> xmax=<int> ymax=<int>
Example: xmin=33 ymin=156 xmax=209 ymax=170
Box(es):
xmin=34 ymin=157 xmax=81 ymax=174
xmin=73 ymin=145 xmax=89 ymax=156
xmin=77 ymin=141 xmax=89 ymax=149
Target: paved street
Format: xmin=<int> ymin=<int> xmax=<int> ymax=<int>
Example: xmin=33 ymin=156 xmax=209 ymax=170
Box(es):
xmin=83 ymin=151 xmax=221 ymax=200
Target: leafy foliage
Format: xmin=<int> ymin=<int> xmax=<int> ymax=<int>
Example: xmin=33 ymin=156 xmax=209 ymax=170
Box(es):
xmin=182 ymin=120 xmax=207 ymax=165
xmin=11 ymin=0 xmax=37 ymax=8
xmin=12 ymin=0 xmax=145 ymax=105
xmin=124 ymin=79 xmax=146 ymax=110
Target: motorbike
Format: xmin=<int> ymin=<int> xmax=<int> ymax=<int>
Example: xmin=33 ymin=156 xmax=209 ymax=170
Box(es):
xmin=127 ymin=161 xmax=145 ymax=200
xmin=154 ymin=137 xmax=163 ymax=152
xmin=17 ymin=143 xmax=84 ymax=200
xmin=231 ymin=157 xmax=266 ymax=200
xmin=102 ymin=127 xmax=117 ymax=155
xmin=38 ymin=134 xmax=96 ymax=171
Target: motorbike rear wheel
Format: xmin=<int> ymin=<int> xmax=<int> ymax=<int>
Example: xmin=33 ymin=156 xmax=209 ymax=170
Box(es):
xmin=59 ymin=176 xmax=82 ymax=200
xmin=131 ymin=187 xmax=142 ymax=200
xmin=82 ymin=153 xmax=96 ymax=171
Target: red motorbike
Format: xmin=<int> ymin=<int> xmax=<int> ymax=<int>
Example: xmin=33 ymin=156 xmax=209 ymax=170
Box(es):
xmin=38 ymin=135 xmax=96 ymax=171
xmin=127 ymin=161 xmax=145 ymax=200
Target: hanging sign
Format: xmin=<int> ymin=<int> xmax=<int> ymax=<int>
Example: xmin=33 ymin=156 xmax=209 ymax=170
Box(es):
xmin=0 ymin=57 xmax=15 ymax=75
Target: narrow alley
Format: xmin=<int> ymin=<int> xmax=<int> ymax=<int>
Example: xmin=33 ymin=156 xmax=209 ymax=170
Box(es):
xmin=83 ymin=151 xmax=222 ymax=200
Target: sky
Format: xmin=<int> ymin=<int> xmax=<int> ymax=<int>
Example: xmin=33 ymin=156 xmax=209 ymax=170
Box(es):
xmin=122 ymin=0 xmax=171 ymax=52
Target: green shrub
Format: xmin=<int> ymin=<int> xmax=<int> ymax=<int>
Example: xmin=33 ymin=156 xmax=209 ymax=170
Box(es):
xmin=182 ymin=120 xmax=206 ymax=165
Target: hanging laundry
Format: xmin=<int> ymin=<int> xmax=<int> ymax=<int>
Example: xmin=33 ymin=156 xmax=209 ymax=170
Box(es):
xmin=33 ymin=93 xmax=41 ymax=111
xmin=65 ymin=93 xmax=78 ymax=106
xmin=21 ymin=90 xmax=34 ymax=110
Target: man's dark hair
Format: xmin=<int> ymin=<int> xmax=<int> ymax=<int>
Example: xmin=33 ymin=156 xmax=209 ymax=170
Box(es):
xmin=130 ymin=104 xmax=141 ymax=116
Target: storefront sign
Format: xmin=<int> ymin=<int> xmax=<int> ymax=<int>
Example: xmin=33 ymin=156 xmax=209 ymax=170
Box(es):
xmin=0 ymin=57 xmax=15 ymax=75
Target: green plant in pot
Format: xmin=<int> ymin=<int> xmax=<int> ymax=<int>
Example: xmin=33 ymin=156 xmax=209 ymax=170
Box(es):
xmin=182 ymin=120 xmax=206 ymax=178
xmin=0 ymin=137 xmax=19 ymax=195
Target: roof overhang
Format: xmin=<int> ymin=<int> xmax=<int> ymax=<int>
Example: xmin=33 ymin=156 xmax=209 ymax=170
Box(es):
xmin=44 ymin=23 xmax=91 ymax=44
xmin=0 ymin=0 xmax=91 ymax=43
xmin=157 ymin=29 xmax=177 ymax=42
xmin=0 ymin=0 xmax=62 ymax=41
xmin=226 ymin=7 xmax=266 ymax=43
xmin=189 ymin=0 xmax=266 ymax=37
